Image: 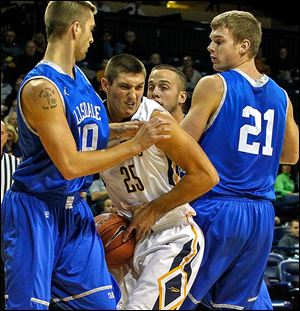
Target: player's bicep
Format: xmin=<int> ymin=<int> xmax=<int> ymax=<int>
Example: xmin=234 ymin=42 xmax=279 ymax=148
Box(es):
xmin=153 ymin=111 xmax=213 ymax=175
xmin=280 ymin=100 xmax=299 ymax=164
xmin=180 ymin=75 xmax=223 ymax=141
xmin=21 ymin=80 xmax=78 ymax=169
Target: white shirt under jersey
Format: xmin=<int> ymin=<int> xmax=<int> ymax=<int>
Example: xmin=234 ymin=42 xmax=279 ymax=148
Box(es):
xmin=101 ymin=97 xmax=195 ymax=231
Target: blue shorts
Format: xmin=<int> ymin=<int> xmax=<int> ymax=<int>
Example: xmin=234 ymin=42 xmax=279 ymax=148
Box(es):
xmin=180 ymin=196 xmax=274 ymax=310
xmin=1 ymin=189 xmax=121 ymax=310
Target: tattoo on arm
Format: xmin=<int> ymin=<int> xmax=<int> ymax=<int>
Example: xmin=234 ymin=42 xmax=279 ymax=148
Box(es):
xmin=39 ymin=87 xmax=58 ymax=110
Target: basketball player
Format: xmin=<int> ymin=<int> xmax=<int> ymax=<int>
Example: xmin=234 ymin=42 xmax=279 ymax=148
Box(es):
xmin=179 ymin=11 xmax=299 ymax=310
xmin=1 ymin=2 xmax=172 ymax=310
xmin=147 ymin=64 xmax=187 ymax=123
xmin=100 ymin=54 xmax=219 ymax=310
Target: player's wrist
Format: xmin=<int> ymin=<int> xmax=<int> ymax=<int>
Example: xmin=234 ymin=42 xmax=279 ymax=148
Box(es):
xmin=128 ymin=138 xmax=144 ymax=154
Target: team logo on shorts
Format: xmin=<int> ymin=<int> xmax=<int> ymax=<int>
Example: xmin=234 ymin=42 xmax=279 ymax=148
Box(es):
xmin=158 ymin=267 xmax=186 ymax=309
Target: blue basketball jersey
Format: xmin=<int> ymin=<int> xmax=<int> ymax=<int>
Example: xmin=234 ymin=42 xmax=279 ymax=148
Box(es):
xmin=193 ymin=69 xmax=287 ymax=203
xmin=13 ymin=60 xmax=109 ymax=196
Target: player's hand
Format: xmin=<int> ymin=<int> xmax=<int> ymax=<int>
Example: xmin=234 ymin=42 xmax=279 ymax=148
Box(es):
xmin=123 ymin=203 xmax=157 ymax=242
xmin=132 ymin=117 xmax=171 ymax=151
xmin=109 ymin=121 xmax=144 ymax=140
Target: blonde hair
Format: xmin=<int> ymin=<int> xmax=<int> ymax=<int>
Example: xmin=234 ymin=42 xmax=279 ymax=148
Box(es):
xmin=6 ymin=123 xmax=18 ymax=143
xmin=211 ymin=10 xmax=262 ymax=58
xmin=45 ymin=1 xmax=97 ymax=40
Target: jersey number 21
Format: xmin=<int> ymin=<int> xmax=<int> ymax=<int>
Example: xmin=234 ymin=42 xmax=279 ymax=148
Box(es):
xmin=238 ymin=106 xmax=274 ymax=156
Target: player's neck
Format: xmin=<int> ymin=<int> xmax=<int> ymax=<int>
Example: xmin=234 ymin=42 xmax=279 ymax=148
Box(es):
xmin=234 ymin=58 xmax=263 ymax=80
xmin=106 ymin=104 xmax=135 ymax=123
xmin=173 ymin=109 xmax=185 ymax=123
xmin=106 ymin=105 xmax=122 ymax=123
xmin=43 ymin=41 xmax=75 ymax=78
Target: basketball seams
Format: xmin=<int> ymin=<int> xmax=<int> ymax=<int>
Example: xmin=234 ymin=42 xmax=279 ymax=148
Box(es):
xmin=94 ymin=213 xmax=136 ymax=267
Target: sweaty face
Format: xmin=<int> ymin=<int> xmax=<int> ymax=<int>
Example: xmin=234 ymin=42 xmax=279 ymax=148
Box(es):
xmin=147 ymin=69 xmax=182 ymax=114
xmin=106 ymin=72 xmax=145 ymax=121
xmin=207 ymin=27 xmax=241 ymax=72
xmin=75 ymin=11 xmax=95 ymax=62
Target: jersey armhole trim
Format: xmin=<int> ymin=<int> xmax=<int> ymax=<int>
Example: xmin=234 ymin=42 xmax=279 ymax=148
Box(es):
xmin=282 ymin=88 xmax=289 ymax=122
xmin=204 ymin=74 xmax=227 ymax=132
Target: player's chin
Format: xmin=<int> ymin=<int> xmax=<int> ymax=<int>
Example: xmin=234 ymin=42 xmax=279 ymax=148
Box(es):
xmin=155 ymin=100 xmax=165 ymax=108
xmin=77 ymin=52 xmax=88 ymax=62
xmin=125 ymin=106 xmax=137 ymax=115
xmin=213 ymin=64 xmax=226 ymax=72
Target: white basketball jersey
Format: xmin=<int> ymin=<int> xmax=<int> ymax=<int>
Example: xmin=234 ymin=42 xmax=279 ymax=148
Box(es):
xmin=101 ymin=97 xmax=195 ymax=231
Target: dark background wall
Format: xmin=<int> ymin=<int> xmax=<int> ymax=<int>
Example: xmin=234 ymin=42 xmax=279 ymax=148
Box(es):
xmin=1 ymin=1 xmax=299 ymax=68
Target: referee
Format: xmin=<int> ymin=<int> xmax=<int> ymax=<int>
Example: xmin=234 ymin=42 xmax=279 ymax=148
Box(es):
xmin=1 ymin=121 xmax=20 ymax=203
xmin=1 ymin=120 xmax=20 ymax=310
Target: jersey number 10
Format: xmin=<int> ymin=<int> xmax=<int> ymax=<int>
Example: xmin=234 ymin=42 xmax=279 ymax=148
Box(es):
xmin=238 ymin=106 xmax=274 ymax=156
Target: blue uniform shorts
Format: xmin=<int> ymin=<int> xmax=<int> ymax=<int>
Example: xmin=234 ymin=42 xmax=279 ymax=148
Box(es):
xmin=180 ymin=196 xmax=274 ymax=310
xmin=1 ymin=189 xmax=121 ymax=310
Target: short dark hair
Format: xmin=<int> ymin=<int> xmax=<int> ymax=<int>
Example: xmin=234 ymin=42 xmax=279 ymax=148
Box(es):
xmin=104 ymin=54 xmax=146 ymax=84
xmin=151 ymin=64 xmax=187 ymax=91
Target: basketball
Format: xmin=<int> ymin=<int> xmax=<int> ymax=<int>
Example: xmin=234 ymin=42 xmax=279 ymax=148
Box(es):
xmin=94 ymin=213 xmax=135 ymax=268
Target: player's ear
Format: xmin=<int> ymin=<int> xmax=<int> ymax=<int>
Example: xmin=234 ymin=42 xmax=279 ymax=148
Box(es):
xmin=240 ymin=39 xmax=250 ymax=54
xmin=71 ymin=21 xmax=80 ymax=38
xmin=101 ymin=77 xmax=110 ymax=92
xmin=178 ymin=91 xmax=187 ymax=105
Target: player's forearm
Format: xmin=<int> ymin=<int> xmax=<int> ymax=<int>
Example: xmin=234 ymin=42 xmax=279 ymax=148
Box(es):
xmin=59 ymin=140 xmax=141 ymax=180
xmin=108 ymin=122 xmax=143 ymax=140
xmin=150 ymin=172 xmax=219 ymax=218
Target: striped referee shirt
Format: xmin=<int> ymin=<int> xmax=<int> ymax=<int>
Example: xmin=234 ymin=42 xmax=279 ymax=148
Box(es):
xmin=1 ymin=153 xmax=20 ymax=203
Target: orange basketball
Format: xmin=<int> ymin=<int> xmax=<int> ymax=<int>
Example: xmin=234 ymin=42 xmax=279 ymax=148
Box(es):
xmin=94 ymin=213 xmax=135 ymax=268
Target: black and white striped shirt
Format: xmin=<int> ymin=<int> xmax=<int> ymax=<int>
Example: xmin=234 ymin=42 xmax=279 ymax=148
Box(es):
xmin=1 ymin=153 xmax=20 ymax=203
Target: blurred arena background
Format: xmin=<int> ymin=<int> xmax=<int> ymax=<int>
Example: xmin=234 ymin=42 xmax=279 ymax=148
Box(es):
xmin=1 ymin=1 xmax=299 ymax=310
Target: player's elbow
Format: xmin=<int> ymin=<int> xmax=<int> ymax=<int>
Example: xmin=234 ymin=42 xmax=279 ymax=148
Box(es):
xmin=56 ymin=157 xmax=81 ymax=180
xmin=194 ymin=166 xmax=219 ymax=193
xmin=59 ymin=166 xmax=77 ymax=180
xmin=213 ymin=171 xmax=220 ymax=187
xmin=289 ymin=152 xmax=299 ymax=165
xmin=207 ymin=167 xmax=220 ymax=189
xmin=281 ymin=151 xmax=299 ymax=165
xmin=281 ymin=144 xmax=299 ymax=165
xmin=63 ymin=171 xmax=76 ymax=180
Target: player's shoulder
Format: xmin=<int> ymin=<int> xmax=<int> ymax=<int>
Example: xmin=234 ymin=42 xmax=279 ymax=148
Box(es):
xmin=22 ymin=78 xmax=58 ymax=99
xmin=137 ymin=97 xmax=174 ymax=123
xmin=141 ymin=97 xmax=173 ymax=119
xmin=143 ymin=97 xmax=164 ymax=110
xmin=143 ymin=104 xmax=175 ymax=127
xmin=192 ymin=74 xmax=224 ymax=101
xmin=151 ymin=109 xmax=175 ymax=124
xmin=197 ymin=73 xmax=223 ymax=89
xmin=26 ymin=78 xmax=52 ymax=88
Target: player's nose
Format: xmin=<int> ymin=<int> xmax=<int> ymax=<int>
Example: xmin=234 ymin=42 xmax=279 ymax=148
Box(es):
xmin=151 ymin=86 xmax=160 ymax=98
